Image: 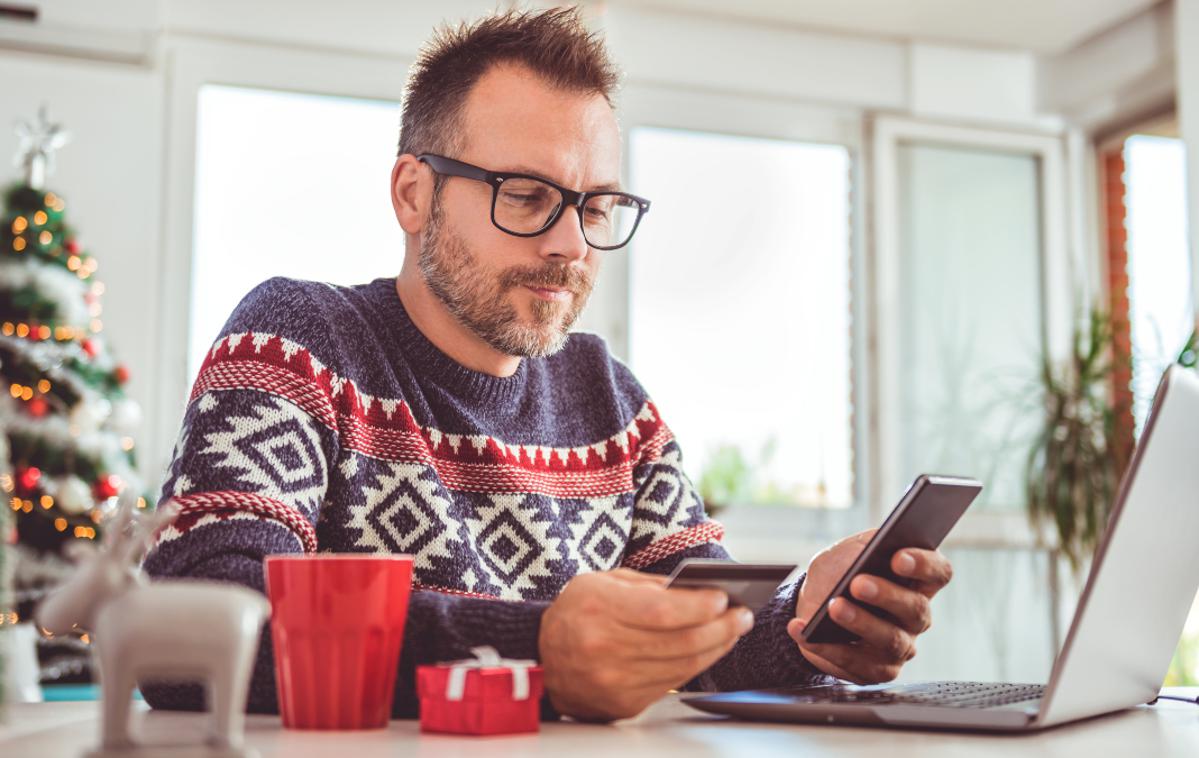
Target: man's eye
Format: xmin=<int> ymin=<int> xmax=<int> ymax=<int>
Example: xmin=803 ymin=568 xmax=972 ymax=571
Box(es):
xmin=584 ymin=207 xmax=610 ymax=222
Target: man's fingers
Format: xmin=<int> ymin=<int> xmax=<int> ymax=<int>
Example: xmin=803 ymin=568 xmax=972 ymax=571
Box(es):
xmin=621 ymin=606 xmax=754 ymax=661
xmin=610 ymin=568 xmax=670 ymax=586
xmin=604 ymin=580 xmax=728 ymax=630
xmin=826 ymin=598 xmax=917 ymax=663
xmin=787 ymin=619 xmax=906 ymax=684
xmin=891 ymin=549 xmax=953 ymax=595
xmin=629 ymin=626 xmax=746 ymax=690
xmin=849 ymin=575 xmax=932 ymax=634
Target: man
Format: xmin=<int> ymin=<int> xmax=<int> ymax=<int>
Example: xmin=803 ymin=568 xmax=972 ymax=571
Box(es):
xmin=144 ymin=7 xmax=951 ymax=722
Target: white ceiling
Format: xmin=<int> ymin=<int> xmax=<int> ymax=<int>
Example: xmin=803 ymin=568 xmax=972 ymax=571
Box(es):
xmin=608 ymin=0 xmax=1162 ymax=53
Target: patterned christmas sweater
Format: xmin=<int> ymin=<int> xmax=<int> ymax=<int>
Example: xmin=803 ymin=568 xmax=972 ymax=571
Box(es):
xmin=141 ymin=276 xmax=828 ymax=715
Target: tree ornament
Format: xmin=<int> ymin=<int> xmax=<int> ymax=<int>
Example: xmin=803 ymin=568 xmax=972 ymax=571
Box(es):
xmin=27 ymin=395 xmax=49 ymax=418
xmin=65 ymin=238 xmax=80 ymax=254
xmin=109 ymin=398 xmax=142 ymax=436
xmin=17 ymin=466 xmax=42 ymax=493
xmin=94 ymin=475 xmax=122 ymax=500
xmin=82 ymin=338 xmax=98 ymax=357
xmin=54 ymin=475 xmax=93 ymax=515
xmin=114 ymin=365 xmax=130 ymax=384
xmin=13 ymin=106 xmax=69 ymax=190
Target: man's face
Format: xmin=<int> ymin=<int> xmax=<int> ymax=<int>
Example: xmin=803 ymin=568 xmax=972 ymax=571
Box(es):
xmin=418 ymin=63 xmax=622 ymax=358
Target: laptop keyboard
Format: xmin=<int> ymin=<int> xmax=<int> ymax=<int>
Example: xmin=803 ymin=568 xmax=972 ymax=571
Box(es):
xmin=780 ymin=681 xmax=1045 ymax=709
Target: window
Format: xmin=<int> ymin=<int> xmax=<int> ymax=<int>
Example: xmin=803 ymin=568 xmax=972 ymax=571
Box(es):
xmin=189 ymin=84 xmax=403 ymax=380
xmin=1123 ymin=135 xmax=1193 ymax=429
xmin=627 ymin=127 xmax=854 ymax=508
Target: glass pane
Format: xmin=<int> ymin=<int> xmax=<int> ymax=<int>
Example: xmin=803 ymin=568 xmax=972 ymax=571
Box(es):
xmin=189 ymin=85 xmax=403 ymax=381
xmin=1124 ymin=134 xmax=1193 ymax=431
xmin=628 ymin=127 xmax=853 ymax=508
xmin=896 ymin=143 xmax=1044 ymax=511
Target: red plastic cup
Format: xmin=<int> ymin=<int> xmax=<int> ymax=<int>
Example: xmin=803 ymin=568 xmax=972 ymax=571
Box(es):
xmin=265 ymin=554 xmax=413 ymax=729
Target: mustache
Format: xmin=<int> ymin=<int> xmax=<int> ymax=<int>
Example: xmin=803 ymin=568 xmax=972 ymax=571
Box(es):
xmin=501 ymin=264 xmax=592 ymax=293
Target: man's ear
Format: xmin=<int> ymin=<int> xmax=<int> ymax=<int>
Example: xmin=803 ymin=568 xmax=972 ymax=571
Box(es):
xmin=391 ymin=154 xmax=433 ymax=235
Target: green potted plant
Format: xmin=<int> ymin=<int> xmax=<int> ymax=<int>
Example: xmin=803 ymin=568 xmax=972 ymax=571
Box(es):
xmin=1024 ymin=308 xmax=1123 ymax=572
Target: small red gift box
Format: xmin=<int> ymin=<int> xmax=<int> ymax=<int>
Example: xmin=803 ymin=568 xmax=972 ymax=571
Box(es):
xmin=417 ymin=646 xmax=544 ymax=735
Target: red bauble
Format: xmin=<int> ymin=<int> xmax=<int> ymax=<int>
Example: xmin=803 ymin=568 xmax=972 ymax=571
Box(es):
xmin=65 ymin=238 xmax=80 ymax=254
xmin=27 ymin=396 xmax=48 ymax=417
xmin=29 ymin=324 xmax=44 ymax=342
xmin=94 ymin=475 xmax=122 ymax=499
xmin=82 ymin=339 xmax=98 ymax=358
xmin=114 ymin=365 xmax=130 ymax=384
xmin=17 ymin=466 xmax=41 ymax=493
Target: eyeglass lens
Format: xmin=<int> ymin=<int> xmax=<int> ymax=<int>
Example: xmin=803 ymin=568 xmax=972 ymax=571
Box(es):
xmin=494 ymin=177 xmax=640 ymax=248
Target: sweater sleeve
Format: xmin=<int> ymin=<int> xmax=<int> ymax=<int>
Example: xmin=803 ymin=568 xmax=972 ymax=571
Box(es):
xmin=622 ymin=426 xmax=833 ymax=692
xmin=140 ymin=279 xmax=552 ymax=717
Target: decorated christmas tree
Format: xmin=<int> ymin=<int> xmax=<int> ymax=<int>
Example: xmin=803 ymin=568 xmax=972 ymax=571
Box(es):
xmin=0 ymin=108 xmax=146 ymax=683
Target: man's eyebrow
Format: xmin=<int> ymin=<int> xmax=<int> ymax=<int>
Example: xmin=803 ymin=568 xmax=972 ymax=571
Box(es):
xmin=502 ymin=164 xmax=623 ymax=193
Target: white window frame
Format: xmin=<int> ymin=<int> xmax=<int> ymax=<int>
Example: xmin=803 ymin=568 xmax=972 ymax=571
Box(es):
xmin=870 ymin=115 xmax=1075 ymax=548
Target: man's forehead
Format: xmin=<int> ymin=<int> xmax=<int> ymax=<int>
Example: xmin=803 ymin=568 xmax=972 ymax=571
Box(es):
xmin=457 ymin=64 xmax=622 ymax=188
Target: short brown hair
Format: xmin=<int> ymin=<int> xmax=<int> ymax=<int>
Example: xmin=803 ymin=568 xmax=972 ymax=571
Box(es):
xmin=398 ymin=6 xmax=620 ymax=158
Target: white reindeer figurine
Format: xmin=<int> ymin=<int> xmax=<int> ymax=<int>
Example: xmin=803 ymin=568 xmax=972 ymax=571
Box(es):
xmin=37 ymin=494 xmax=270 ymax=757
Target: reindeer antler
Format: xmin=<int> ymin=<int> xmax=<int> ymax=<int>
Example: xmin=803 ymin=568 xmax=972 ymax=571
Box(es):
xmin=116 ymin=496 xmax=181 ymax=568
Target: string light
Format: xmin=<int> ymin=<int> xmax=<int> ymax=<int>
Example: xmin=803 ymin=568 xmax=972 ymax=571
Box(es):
xmin=20 ymin=386 xmax=33 ymax=401
xmin=92 ymin=282 xmax=106 ymax=296
xmin=66 ymin=255 xmax=81 ymax=271
xmin=121 ymin=437 xmax=135 ymax=451
xmin=36 ymin=325 xmax=50 ymax=340
xmin=11 ymin=216 xmax=27 ymax=233
xmin=33 ymin=210 xmax=47 ymax=225
xmin=15 ymin=324 xmax=29 ymax=338
xmin=1 ymin=323 xmax=11 ymax=335
xmin=90 ymin=319 xmax=103 ymax=333
xmin=54 ymin=517 xmax=67 ymax=532
xmin=38 ymin=230 xmax=52 ymax=245
xmin=9 ymin=383 xmax=21 ymax=398
xmin=137 ymin=497 xmax=147 ymax=509
xmin=44 ymin=192 xmax=57 ymax=205
xmin=40 ymin=495 xmax=53 ymax=509
xmin=9 ymin=497 xmax=20 ymax=510
xmin=37 ymin=379 xmax=50 ymax=393
xmin=22 ymin=500 xmax=33 ymax=513
xmin=13 ymin=237 xmax=26 ymax=252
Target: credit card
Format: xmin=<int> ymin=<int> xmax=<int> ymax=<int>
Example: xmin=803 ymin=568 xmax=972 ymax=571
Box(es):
xmin=666 ymin=559 xmax=799 ymax=613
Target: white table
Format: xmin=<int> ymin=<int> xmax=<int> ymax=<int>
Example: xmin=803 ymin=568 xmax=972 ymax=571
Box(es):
xmin=3 ymin=690 xmax=1198 ymax=757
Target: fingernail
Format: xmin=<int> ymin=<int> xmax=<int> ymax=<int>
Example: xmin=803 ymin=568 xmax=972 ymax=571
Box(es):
xmin=834 ymin=598 xmax=856 ymax=622
xmin=738 ymin=608 xmax=755 ymax=632
xmin=896 ymin=553 xmax=916 ymax=574
xmin=857 ymin=578 xmax=878 ymax=599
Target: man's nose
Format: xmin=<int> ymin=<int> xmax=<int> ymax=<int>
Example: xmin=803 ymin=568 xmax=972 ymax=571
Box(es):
xmin=538 ymin=204 xmax=590 ymax=263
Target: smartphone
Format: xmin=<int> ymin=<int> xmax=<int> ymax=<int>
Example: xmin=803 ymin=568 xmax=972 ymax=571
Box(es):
xmin=800 ymin=474 xmax=982 ymax=645
xmin=666 ymin=560 xmax=799 ymax=614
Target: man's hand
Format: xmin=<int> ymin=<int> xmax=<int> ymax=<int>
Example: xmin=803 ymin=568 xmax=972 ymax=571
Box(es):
xmin=539 ymin=568 xmax=755 ymax=722
xmin=786 ymin=530 xmax=953 ymax=684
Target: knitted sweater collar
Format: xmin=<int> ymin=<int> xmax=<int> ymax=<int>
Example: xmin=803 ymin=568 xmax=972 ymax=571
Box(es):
xmin=372 ymin=277 xmax=530 ymax=407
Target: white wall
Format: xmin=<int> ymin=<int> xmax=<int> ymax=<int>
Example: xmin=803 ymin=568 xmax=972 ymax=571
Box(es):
xmin=1180 ymin=0 xmax=1199 ymax=318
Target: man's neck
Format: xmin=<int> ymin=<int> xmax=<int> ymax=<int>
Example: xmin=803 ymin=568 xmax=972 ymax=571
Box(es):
xmin=394 ymin=270 xmax=522 ymax=378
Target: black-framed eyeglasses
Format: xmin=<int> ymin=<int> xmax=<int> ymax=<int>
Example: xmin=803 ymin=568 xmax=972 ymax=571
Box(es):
xmin=418 ymin=154 xmax=651 ymax=251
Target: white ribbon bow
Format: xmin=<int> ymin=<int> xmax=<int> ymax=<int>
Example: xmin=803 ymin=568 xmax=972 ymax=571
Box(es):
xmin=445 ymin=646 xmax=537 ymax=702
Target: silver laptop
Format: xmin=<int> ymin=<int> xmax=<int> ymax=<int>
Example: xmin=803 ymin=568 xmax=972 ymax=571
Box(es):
xmin=685 ymin=365 xmax=1199 ymax=732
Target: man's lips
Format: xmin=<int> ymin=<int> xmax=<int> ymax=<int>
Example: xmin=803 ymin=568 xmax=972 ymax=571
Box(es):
xmin=524 ymin=285 xmax=573 ymax=302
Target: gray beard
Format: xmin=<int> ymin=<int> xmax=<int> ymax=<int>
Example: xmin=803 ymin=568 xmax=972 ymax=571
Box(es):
xmin=417 ymin=201 xmax=594 ymax=359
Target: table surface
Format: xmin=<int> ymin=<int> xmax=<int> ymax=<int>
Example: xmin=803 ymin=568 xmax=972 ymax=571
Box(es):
xmin=2 ymin=689 xmax=1198 ymax=757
